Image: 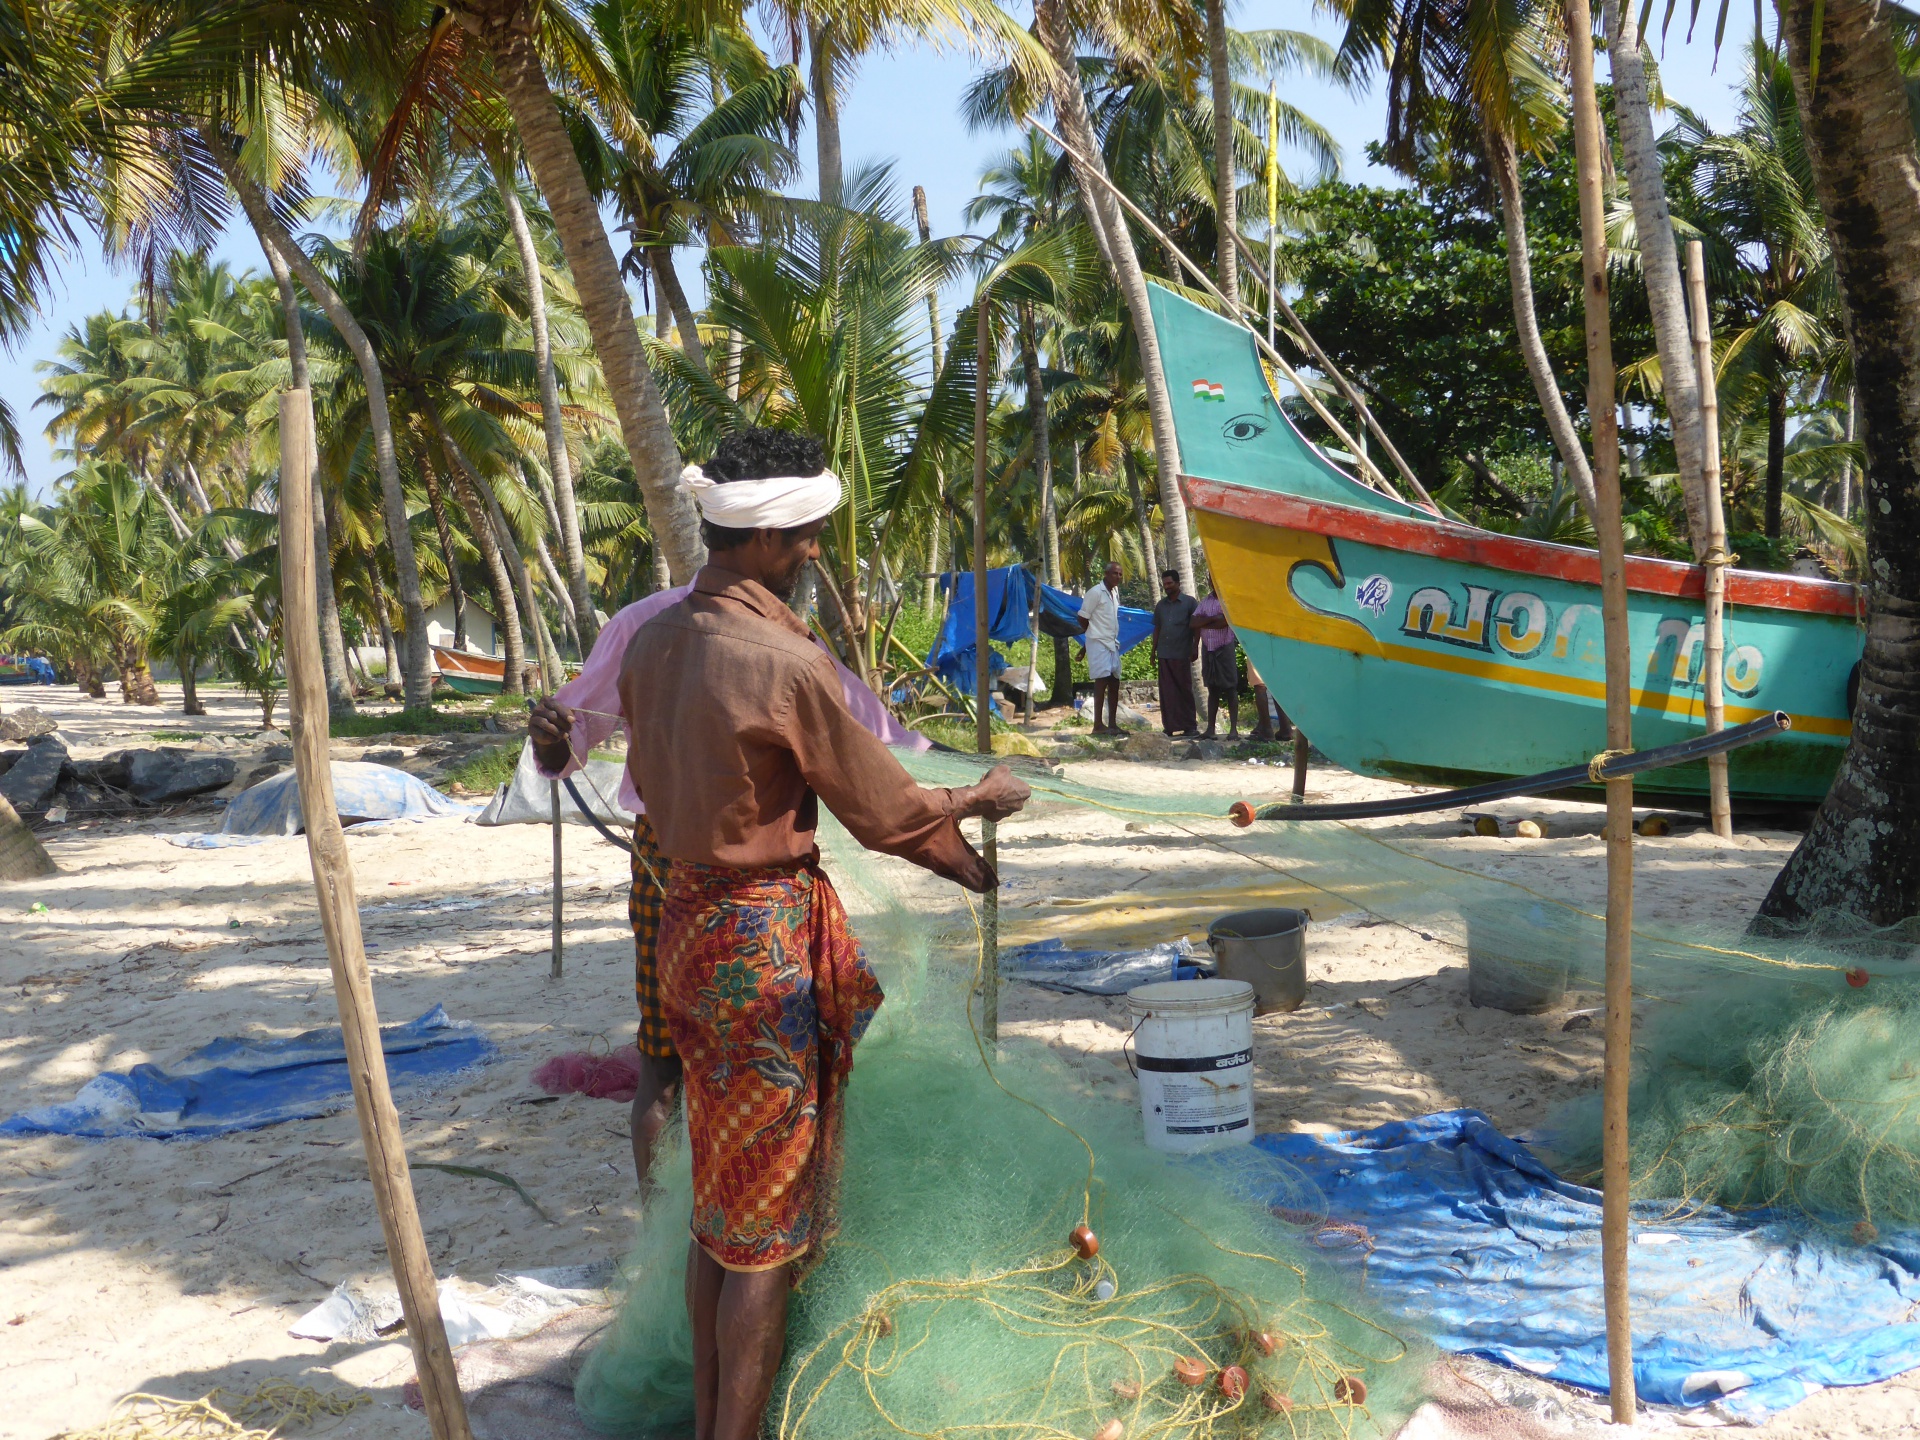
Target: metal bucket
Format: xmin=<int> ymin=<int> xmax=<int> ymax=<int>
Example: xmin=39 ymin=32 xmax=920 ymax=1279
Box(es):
xmin=1465 ymin=901 xmax=1574 ymax=1013
xmin=1206 ymin=908 xmax=1308 ymax=1015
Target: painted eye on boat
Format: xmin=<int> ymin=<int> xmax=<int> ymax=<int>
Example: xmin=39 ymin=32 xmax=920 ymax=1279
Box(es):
xmin=1221 ymin=413 xmax=1268 ymax=444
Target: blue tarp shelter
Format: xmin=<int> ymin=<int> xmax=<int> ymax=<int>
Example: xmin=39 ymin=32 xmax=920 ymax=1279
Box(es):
xmin=926 ymin=568 xmax=1152 ymax=691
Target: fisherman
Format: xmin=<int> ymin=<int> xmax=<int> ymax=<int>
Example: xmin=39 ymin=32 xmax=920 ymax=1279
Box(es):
xmin=1192 ymin=580 xmax=1240 ymax=740
xmin=1078 ymin=561 xmax=1124 ymax=735
xmin=610 ymin=427 xmax=1029 ymax=1440
xmin=1151 ymin=567 xmax=1201 ymax=738
xmin=528 ymin=566 xmax=923 ymax=1193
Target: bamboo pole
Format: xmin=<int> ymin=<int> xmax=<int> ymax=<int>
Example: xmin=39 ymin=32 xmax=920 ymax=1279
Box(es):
xmin=972 ymin=300 xmax=1000 ymax=1042
xmin=550 ymin=777 xmax=564 ymax=979
xmin=1686 ymin=242 xmax=1734 ymax=841
xmin=1564 ymin=6 xmax=1637 ymax=1424
xmin=1291 ymin=730 xmax=1309 ymax=801
xmin=278 ymin=391 xmax=474 ymax=1440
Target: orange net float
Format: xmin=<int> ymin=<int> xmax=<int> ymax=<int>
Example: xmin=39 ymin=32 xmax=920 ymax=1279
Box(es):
xmin=1217 ymin=1365 xmax=1248 ymax=1400
xmin=1333 ymin=1375 xmax=1368 ymax=1406
xmin=1261 ymin=1390 xmax=1293 ymax=1414
xmin=1248 ymin=1330 xmax=1279 ymax=1356
xmin=1171 ymin=1357 xmax=1209 ymax=1387
xmin=1228 ymin=800 xmax=1257 ymax=828
xmin=1091 ymin=1421 xmax=1125 ymax=1440
xmin=1069 ymin=1223 xmax=1100 ymax=1259
xmin=1847 ymin=967 xmax=1870 ymax=988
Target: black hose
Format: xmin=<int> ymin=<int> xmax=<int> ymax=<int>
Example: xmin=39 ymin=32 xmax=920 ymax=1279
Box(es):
xmin=562 ymin=773 xmax=635 ymax=851
xmin=1249 ymin=711 xmax=1791 ymax=823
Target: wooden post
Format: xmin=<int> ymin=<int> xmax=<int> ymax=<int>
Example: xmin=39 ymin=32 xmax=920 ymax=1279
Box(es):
xmin=1564 ymin=7 xmax=1637 ymax=1424
xmin=1291 ymin=729 xmax=1309 ymax=801
xmin=279 ymin=393 xmax=474 ymax=1440
xmin=1687 ymin=241 xmax=1734 ymax=841
xmin=972 ymin=298 xmax=999 ymax=1041
xmin=550 ymin=776 xmax=564 ymax=979
xmin=1025 ymin=566 xmax=1041 ymax=726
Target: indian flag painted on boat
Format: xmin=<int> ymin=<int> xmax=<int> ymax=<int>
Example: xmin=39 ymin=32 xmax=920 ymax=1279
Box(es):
xmin=1148 ymin=281 xmax=1861 ymax=805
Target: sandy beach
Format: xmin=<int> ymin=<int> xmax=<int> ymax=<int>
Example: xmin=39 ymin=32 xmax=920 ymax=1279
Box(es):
xmin=4 ymin=687 xmax=1917 ymax=1439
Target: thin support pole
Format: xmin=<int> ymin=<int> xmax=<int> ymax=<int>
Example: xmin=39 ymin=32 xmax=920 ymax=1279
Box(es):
xmin=1291 ymin=729 xmax=1309 ymax=801
xmin=550 ymin=777 xmax=564 ymax=979
xmin=1687 ymin=241 xmax=1734 ymax=842
xmin=1025 ymin=568 xmax=1041 ymax=725
xmin=973 ymin=301 xmax=993 ymax=759
xmin=1565 ymin=4 xmax=1637 ymax=1423
xmin=982 ymin=819 xmax=999 ymax=1043
xmin=278 ymin=391 xmax=474 ymax=1440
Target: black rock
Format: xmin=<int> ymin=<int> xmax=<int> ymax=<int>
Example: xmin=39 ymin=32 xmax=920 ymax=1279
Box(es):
xmin=0 ymin=734 xmax=69 ymax=813
xmin=124 ymin=749 xmax=237 ymax=803
xmin=0 ymin=748 xmax=21 ymax=778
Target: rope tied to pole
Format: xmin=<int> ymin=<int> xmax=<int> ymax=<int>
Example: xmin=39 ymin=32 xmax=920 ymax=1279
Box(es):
xmin=1587 ymin=749 xmax=1635 ymax=783
xmin=1702 ymin=546 xmax=1739 ymax=568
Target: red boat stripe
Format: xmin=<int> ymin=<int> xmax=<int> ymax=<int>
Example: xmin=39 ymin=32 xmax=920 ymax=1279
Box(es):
xmin=1182 ymin=477 xmax=1863 ymax=619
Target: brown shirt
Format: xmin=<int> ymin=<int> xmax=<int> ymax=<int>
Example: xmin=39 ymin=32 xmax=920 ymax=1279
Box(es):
xmin=619 ymin=565 xmax=988 ymax=889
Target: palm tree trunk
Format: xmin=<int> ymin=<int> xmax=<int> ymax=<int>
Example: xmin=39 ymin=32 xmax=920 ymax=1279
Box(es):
xmin=493 ymin=162 xmax=599 ymax=652
xmin=916 ymin=188 xmax=946 ymax=612
xmin=649 ymin=246 xmax=711 ymax=375
xmin=1765 ymin=382 xmax=1786 ymax=539
xmin=809 ymin=18 xmax=843 ymax=206
xmin=1124 ymin=448 xmax=1159 ymax=580
xmin=1601 ymin=0 xmax=1710 ymax=554
xmin=179 ymin=653 xmax=203 ymax=716
xmin=1020 ymin=306 xmax=1061 ymax=588
xmin=453 ymin=1 xmax=705 ymax=584
xmin=421 ymin=404 xmax=526 ymax=694
xmin=1761 ymin=0 xmax=1920 ymax=923
xmin=0 ymin=792 xmax=55 ymax=880
xmin=201 ymin=128 xmax=434 ymax=711
xmin=418 ymin=455 xmax=469 ymax=650
xmin=265 ymin=243 xmax=355 ymax=714
xmin=1483 ymin=119 xmax=1601 ymax=519
xmin=1034 ymin=0 xmax=1195 ymax=595
xmin=1207 ymin=0 xmax=1238 ymax=307
xmin=369 ymin=558 xmax=399 ymax=687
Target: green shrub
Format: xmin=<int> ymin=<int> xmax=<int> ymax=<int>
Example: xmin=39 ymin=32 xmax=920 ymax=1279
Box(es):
xmin=445 ymin=742 xmax=522 ymax=793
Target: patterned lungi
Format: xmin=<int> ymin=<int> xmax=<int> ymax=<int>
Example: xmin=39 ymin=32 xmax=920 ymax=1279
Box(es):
xmin=628 ymin=815 xmax=674 ymax=1061
xmin=660 ymin=858 xmax=882 ymax=1273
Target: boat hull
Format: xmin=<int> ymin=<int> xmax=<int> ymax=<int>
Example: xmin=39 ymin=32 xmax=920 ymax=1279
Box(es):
xmin=436 ymin=671 xmax=504 ymax=696
xmin=431 ymin=645 xmax=506 ymax=696
xmin=1147 ymin=281 xmax=1859 ymax=806
xmin=1193 ymin=494 xmax=1852 ymax=803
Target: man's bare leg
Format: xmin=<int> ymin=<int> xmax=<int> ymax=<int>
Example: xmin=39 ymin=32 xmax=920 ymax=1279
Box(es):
xmin=684 ymin=1242 xmax=791 ymax=1440
xmin=630 ymin=1053 xmax=683 ymax=1191
xmin=687 ymin=1241 xmax=723 ymax=1440
xmin=713 ymin=1264 xmax=791 ymax=1440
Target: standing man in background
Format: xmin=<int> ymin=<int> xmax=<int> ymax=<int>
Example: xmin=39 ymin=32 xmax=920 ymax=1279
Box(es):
xmin=1151 ymin=568 xmax=1200 ymax=738
xmin=1078 ymin=561 xmax=1124 ymax=735
xmin=1193 ymin=581 xmax=1240 ymax=740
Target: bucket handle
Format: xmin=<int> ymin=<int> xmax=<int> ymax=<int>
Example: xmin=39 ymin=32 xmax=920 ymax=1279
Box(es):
xmin=1121 ymin=1011 xmax=1150 ymax=1078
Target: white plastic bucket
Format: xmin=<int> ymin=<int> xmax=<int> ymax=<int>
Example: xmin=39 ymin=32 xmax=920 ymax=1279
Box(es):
xmin=1126 ymin=978 xmax=1256 ymax=1153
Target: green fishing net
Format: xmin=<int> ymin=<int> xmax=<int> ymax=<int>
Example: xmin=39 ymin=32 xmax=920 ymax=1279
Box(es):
xmin=574 ymin=747 xmax=1920 ymax=1438
xmin=898 ymin=752 xmax=1920 ymax=1229
xmin=573 ymin=797 xmax=1426 ymax=1438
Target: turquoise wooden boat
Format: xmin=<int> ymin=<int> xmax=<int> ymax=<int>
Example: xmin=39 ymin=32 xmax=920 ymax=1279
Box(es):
xmin=1148 ymin=283 xmax=1860 ymax=804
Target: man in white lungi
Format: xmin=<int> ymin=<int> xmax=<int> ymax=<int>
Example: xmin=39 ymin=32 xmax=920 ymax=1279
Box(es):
xmin=1079 ymin=561 xmax=1124 ymax=735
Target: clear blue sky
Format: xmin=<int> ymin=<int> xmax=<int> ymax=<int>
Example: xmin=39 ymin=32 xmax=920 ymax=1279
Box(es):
xmin=1 ymin=2 xmax=1756 ymax=497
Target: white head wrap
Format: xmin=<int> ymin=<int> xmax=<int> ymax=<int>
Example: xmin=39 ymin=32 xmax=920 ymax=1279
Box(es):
xmin=680 ymin=462 xmax=843 ymax=530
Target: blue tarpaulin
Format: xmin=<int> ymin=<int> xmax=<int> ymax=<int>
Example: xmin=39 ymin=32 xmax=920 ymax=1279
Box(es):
xmin=1257 ymin=1110 xmax=1920 ymax=1420
xmin=0 ymin=1006 xmax=493 ymax=1139
xmin=220 ymin=761 xmax=475 ymax=836
xmin=926 ymin=568 xmax=1152 ymax=690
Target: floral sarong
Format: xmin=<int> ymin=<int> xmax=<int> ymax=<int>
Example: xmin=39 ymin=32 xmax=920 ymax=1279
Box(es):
xmin=659 ymin=857 xmax=882 ymax=1273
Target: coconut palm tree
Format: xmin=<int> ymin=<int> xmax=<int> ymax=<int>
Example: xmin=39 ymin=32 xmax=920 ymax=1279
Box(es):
xmin=1755 ymin=0 xmax=1920 ymax=922
xmin=1335 ymin=0 xmax=1599 ymax=517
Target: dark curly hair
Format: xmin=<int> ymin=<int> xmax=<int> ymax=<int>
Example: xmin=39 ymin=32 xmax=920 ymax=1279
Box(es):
xmin=700 ymin=428 xmax=828 ymax=550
